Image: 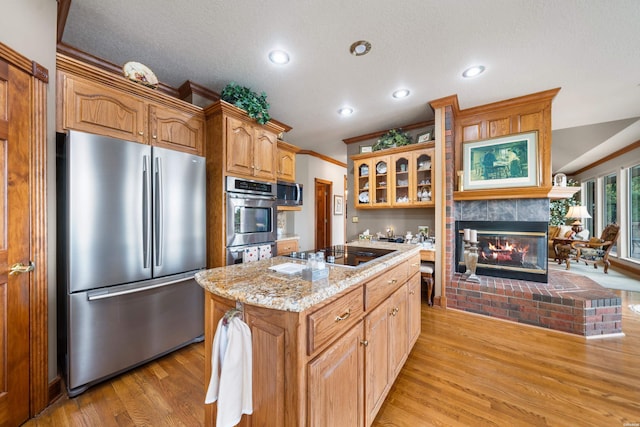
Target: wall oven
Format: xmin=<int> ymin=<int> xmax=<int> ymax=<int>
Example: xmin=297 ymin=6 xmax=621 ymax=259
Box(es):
xmin=226 ymin=176 xmax=277 ymax=265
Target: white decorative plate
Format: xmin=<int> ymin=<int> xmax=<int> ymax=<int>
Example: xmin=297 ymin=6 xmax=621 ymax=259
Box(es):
xmin=376 ymin=163 xmax=387 ymax=174
xmin=122 ymin=61 xmax=158 ymax=88
xmin=359 ymin=191 xmax=369 ymax=202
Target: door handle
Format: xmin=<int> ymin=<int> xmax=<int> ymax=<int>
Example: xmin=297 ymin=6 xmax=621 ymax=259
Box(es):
xmin=9 ymin=262 xmax=35 ymax=275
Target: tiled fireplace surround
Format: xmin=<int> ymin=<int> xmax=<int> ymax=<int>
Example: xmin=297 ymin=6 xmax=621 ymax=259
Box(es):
xmin=449 ymin=199 xmax=622 ymax=337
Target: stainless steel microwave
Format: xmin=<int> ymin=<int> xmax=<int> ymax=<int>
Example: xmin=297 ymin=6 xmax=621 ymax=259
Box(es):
xmin=277 ymin=181 xmax=303 ymax=206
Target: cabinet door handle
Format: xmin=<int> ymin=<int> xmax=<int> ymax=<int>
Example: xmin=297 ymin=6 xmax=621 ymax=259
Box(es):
xmin=152 ymin=134 xmax=157 ymax=139
xmin=390 ymin=307 xmax=399 ymax=316
xmin=335 ymin=309 xmax=351 ymax=322
xmin=387 ymin=278 xmax=397 ymax=285
xmin=138 ymin=131 xmax=144 ymax=136
xmin=360 ymin=340 xmax=368 ymax=347
xmin=409 ymin=290 xmax=415 ymax=295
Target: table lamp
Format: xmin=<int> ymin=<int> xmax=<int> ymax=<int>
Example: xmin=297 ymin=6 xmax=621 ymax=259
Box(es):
xmin=565 ymin=205 xmax=591 ymax=233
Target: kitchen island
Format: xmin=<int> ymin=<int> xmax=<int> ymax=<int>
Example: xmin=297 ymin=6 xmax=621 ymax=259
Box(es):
xmin=195 ymin=242 xmax=422 ymax=427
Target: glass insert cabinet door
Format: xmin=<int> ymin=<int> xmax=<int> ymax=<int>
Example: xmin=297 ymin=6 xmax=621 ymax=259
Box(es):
xmin=373 ymin=157 xmax=390 ymax=206
xmin=354 ymin=158 xmax=372 ymax=206
xmin=414 ymin=149 xmax=433 ymax=206
xmin=393 ymin=154 xmax=411 ymax=205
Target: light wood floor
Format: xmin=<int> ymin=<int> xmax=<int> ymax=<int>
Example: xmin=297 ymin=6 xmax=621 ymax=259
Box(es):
xmin=27 ymin=291 xmax=640 ymax=426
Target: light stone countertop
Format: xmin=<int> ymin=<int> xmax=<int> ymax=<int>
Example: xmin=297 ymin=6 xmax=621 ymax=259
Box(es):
xmin=195 ymin=242 xmax=421 ymax=312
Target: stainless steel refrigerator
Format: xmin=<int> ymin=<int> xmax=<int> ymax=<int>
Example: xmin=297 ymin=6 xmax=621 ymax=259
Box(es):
xmin=57 ymin=130 xmax=206 ymax=396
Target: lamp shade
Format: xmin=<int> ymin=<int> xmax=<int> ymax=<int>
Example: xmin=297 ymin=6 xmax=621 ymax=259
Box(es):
xmin=565 ymin=205 xmax=591 ymax=219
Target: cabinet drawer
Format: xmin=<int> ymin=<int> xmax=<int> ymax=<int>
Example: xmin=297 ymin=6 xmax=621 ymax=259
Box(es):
xmin=364 ymin=261 xmax=408 ymax=310
xmin=277 ymin=240 xmax=299 ymax=256
xmin=308 ymin=287 xmax=364 ymax=355
xmin=407 ymin=254 xmax=421 ymax=275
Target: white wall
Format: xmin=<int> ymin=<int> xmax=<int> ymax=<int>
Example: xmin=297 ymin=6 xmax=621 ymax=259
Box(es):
xmin=294 ymin=155 xmax=347 ymax=251
xmin=1 ymin=0 xmax=58 ymax=382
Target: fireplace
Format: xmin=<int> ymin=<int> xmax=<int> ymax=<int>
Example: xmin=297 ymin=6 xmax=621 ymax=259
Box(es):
xmin=456 ymin=221 xmax=548 ymax=283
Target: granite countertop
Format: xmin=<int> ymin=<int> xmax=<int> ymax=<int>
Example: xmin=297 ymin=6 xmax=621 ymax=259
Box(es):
xmin=195 ymin=241 xmax=421 ymax=312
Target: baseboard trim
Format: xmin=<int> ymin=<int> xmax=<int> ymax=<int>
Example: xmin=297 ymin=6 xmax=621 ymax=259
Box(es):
xmin=48 ymin=375 xmax=63 ymax=406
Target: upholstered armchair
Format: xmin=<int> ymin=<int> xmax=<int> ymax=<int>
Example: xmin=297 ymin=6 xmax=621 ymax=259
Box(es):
xmin=570 ymin=224 xmax=621 ymax=273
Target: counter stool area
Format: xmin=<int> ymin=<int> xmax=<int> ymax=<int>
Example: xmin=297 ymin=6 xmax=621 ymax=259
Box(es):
xmin=446 ymin=270 xmax=622 ymax=337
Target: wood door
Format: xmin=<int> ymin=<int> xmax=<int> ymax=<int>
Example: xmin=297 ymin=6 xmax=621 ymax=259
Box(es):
xmin=364 ymin=301 xmax=391 ymax=426
xmin=277 ymin=146 xmax=296 ymax=182
xmin=407 ymin=273 xmax=422 ymax=348
xmin=252 ymin=128 xmax=277 ymax=180
xmin=62 ymin=72 xmax=146 ymax=144
xmin=0 ymin=59 xmax=32 ymax=426
xmin=314 ymin=179 xmax=332 ymax=250
xmin=388 ymin=284 xmax=409 ymax=379
xmin=308 ymin=321 xmax=364 ymax=427
xmin=225 ymin=116 xmax=254 ymax=178
xmin=149 ymin=104 xmax=204 ymax=156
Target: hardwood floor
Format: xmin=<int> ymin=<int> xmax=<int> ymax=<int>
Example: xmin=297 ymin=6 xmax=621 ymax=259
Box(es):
xmin=27 ymin=291 xmax=640 ymax=426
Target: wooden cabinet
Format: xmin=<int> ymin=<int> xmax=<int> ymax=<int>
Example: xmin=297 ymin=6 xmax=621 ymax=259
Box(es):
xmin=203 ymin=253 xmax=420 ymax=427
xmin=277 ymin=141 xmax=297 ymax=182
xmin=308 ymin=321 xmax=365 ymax=427
xmin=407 ymin=272 xmax=422 ymax=348
xmin=352 ymin=143 xmax=435 ymax=208
xmin=276 ymin=239 xmax=299 ymax=255
xmin=364 ymin=283 xmax=408 ymax=425
xmin=354 ymin=156 xmax=391 ymax=208
xmin=57 ymin=59 xmax=205 ymax=156
xmin=391 ymin=147 xmax=434 ymax=207
xmin=225 ymin=116 xmax=278 ymax=180
xmin=148 ymin=104 xmax=204 ymax=155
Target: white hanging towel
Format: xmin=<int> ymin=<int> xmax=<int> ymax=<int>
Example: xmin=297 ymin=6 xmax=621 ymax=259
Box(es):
xmin=258 ymin=244 xmax=272 ymax=260
xmin=242 ymin=246 xmax=258 ymax=263
xmin=206 ymin=315 xmax=253 ymax=427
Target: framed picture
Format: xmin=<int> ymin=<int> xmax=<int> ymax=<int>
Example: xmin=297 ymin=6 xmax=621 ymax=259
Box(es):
xmin=462 ymin=131 xmax=538 ymax=190
xmin=359 ymin=145 xmax=373 ymax=153
xmin=417 ymin=132 xmax=431 ymax=143
xmin=334 ymin=195 xmax=343 ymax=215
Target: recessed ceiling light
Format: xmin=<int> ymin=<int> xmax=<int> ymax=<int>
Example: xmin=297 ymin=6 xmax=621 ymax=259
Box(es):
xmin=392 ymin=89 xmax=410 ymax=99
xmin=338 ymin=107 xmax=354 ymax=117
xmin=349 ymin=40 xmax=371 ymax=56
xmin=269 ymin=50 xmax=290 ymax=65
xmin=462 ymin=65 xmax=486 ymax=78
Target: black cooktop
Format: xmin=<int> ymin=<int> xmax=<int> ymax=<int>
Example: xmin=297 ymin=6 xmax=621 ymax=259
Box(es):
xmin=287 ymin=245 xmax=397 ymax=267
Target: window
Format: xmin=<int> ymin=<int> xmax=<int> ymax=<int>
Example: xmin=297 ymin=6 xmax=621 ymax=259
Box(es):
xmin=630 ymin=165 xmax=640 ymax=260
xmin=604 ymin=173 xmax=617 ymax=255
xmin=584 ymin=179 xmax=596 ymax=239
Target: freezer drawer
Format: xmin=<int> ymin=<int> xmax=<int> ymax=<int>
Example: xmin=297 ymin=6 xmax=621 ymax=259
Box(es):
xmin=65 ymin=274 xmax=204 ymax=396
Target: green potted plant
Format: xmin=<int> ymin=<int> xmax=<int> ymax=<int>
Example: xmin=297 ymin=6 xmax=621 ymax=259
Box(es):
xmin=221 ymin=82 xmax=271 ymax=125
xmin=373 ymin=128 xmax=413 ymax=151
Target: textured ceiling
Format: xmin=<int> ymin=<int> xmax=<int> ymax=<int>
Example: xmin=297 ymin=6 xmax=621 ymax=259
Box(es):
xmin=61 ymin=0 xmax=640 ymax=172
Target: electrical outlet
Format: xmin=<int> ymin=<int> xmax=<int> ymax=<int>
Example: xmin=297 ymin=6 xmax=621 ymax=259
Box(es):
xmin=352 ymin=216 xmax=359 ymax=223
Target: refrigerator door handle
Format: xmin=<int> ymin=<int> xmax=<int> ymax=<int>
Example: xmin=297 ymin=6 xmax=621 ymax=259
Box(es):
xmin=154 ymin=156 xmax=163 ymax=267
xmin=86 ymin=275 xmax=195 ymax=301
xmin=142 ymin=155 xmax=151 ymax=269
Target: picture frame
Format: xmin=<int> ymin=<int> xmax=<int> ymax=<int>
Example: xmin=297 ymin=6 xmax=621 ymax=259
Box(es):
xmin=417 ymin=131 xmax=431 ymax=143
xmin=359 ymin=145 xmax=373 ymax=153
xmin=462 ymin=131 xmax=538 ymax=191
xmin=334 ymin=195 xmax=343 ymax=215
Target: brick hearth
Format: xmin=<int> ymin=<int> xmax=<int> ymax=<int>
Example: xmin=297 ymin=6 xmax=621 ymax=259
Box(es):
xmin=447 ymin=270 xmax=622 ymax=337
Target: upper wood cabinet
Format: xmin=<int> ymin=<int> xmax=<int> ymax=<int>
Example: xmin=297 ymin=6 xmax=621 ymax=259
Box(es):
xmin=225 ymin=116 xmax=278 ymax=180
xmin=277 ymin=140 xmax=297 ymax=182
xmin=352 ymin=143 xmax=435 ymax=209
xmin=149 ymin=104 xmax=204 ymax=155
xmin=205 ymin=101 xmax=285 ymax=183
xmin=57 ymin=55 xmax=204 ymax=156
